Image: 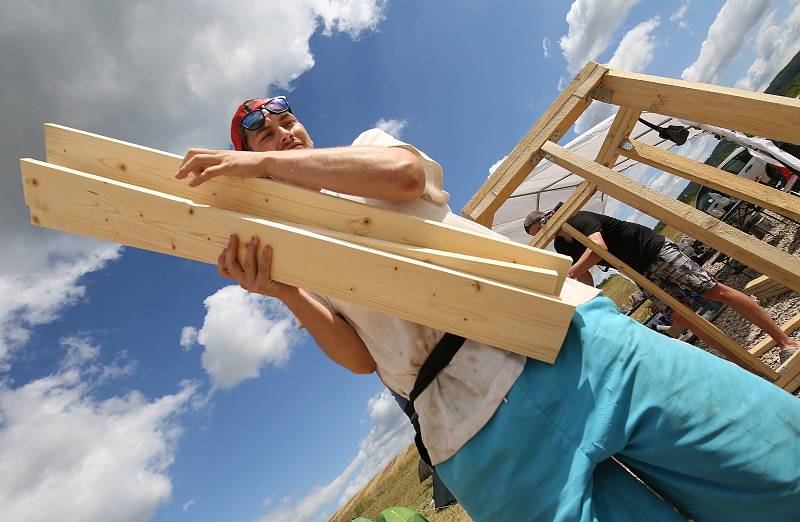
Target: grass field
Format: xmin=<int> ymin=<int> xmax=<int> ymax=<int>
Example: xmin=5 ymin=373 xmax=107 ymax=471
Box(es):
xmin=330 ymin=444 xmax=471 ymax=521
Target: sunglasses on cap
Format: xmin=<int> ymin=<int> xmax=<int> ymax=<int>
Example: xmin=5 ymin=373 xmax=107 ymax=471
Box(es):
xmin=240 ymin=96 xmax=292 ymax=131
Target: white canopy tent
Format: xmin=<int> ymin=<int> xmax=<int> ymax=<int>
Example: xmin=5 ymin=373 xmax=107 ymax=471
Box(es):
xmin=490 ymin=113 xmax=706 ymax=244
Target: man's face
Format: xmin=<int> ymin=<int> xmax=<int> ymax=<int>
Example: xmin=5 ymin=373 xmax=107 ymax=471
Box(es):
xmin=526 ymin=222 xmax=542 ymax=237
xmin=245 ymin=111 xmax=314 ymax=152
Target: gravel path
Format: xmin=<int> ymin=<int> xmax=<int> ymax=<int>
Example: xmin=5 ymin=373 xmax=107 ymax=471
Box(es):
xmin=693 ymin=214 xmax=799 ymax=394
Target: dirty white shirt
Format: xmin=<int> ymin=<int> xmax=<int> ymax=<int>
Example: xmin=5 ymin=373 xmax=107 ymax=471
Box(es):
xmin=310 ymin=128 xmax=600 ymax=464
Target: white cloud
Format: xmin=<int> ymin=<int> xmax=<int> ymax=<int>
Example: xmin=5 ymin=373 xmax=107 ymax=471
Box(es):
xmin=736 ymin=2 xmax=800 ymax=92
xmin=681 ymin=0 xmax=771 ymax=83
xmin=0 ymin=342 xmax=198 ymax=522
xmin=257 ymin=389 xmax=414 ymax=522
xmin=0 ymin=244 xmax=121 ymax=369
xmin=542 ymin=36 xmax=551 ymax=58
xmin=0 ymin=0 xmax=386 ymax=372
xmin=559 ymin=0 xmax=640 ymax=73
xmin=179 ymin=326 xmax=198 ymax=351
xmin=182 ymin=499 xmax=196 ymax=512
xmin=184 ymin=286 xmax=298 ymax=390
xmin=574 ymin=17 xmax=661 ymax=133
xmin=488 ymin=155 xmax=508 ymax=178
xmin=374 ymin=118 xmax=409 ymax=139
xmin=670 ymin=1 xmax=690 ymax=28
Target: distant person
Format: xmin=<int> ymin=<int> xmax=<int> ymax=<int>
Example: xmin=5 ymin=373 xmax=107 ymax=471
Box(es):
xmin=524 ymin=209 xmax=798 ymax=364
xmin=173 ymin=96 xmax=800 ymax=521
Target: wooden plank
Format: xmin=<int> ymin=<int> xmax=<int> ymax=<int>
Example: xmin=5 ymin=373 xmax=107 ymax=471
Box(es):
xmin=601 ymin=68 xmax=800 ymax=144
xmin=541 ymin=141 xmax=800 ymax=294
xmin=461 ymin=62 xmax=606 ymax=226
xmin=21 ymin=158 xmax=575 ymax=362
xmin=618 ymin=140 xmax=800 ymax=222
xmin=312 ymin=228 xmax=560 ymax=295
xmin=596 ymin=108 xmax=642 ymax=167
xmin=744 ymin=275 xmax=788 ymax=300
xmin=531 ymin=107 xmax=640 ymax=248
xmin=745 ymin=274 xmax=774 ymax=293
xmin=563 ymin=223 xmax=778 ymax=379
xmin=44 ymin=123 xmax=572 ymax=290
xmin=775 ymin=351 xmax=800 ymax=391
xmin=530 ymin=181 xmax=595 ymax=248
xmin=749 ymin=312 xmax=800 ymax=357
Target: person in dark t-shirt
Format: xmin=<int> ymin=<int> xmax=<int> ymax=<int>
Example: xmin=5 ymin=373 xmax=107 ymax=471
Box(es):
xmin=524 ymin=209 xmax=798 ymax=365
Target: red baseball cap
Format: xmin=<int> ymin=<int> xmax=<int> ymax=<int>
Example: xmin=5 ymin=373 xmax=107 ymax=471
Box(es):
xmin=230 ymin=98 xmax=270 ymax=151
xmin=230 ymin=97 xmax=292 ymax=151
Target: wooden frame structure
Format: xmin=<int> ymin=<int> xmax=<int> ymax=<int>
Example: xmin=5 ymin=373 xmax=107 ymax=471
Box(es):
xmin=21 ymin=125 xmax=580 ymax=363
xmin=464 ymin=62 xmax=800 ymax=391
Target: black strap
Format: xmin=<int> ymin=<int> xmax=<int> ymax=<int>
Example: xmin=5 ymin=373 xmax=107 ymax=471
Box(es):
xmin=404 ymin=333 xmax=466 ymax=418
xmin=404 ymin=332 xmax=465 ymax=466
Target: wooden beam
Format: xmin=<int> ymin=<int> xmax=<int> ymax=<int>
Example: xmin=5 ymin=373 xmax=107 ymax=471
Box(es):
xmin=461 ymin=62 xmax=606 ymax=226
xmin=563 ymin=223 xmax=778 ymax=379
xmin=44 ymin=123 xmax=572 ymax=290
xmin=530 ymin=107 xmax=640 ymax=248
xmin=596 ymin=108 xmax=642 ymax=167
xmin=21 ymin=158 xmax=575 ymax=363
xmin=541 ymin=141 xmax=800 ymax=294
xmin=304 ymin=227 xmax=560 ymax=295
xmin=600 ymin=68 xmax=800 ymax=144
xmin=749 ymin=312 xmax=800 ymax=357
xmin=744 ymin=275 xmax=789 ymax=300
xmin=618 ymin=140 xmax=800 ymax=222
xmin=745 ymin=275 xmax=772 ymax=293
xmin=775 ymin=351 xmax=800 ymax=391
xmin=530 ymin=181 xmax=595 ymax=248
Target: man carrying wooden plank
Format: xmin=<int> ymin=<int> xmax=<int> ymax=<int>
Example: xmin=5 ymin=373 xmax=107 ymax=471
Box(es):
xmin=524 ymin=209 xmax=799 ymax=364
xmin=173 ymin=96 xmax=800 ymax=522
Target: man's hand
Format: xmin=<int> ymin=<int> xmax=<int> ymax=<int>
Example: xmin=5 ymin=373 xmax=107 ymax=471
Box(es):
xmin=219 ymin=234 xmax=297 ymax=300
xmin=176 ymin=149 xmax=266 ymax=187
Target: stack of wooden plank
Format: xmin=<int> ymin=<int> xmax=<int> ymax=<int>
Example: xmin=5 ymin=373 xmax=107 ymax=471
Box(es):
xmin=19 ymin=124 xmax=576 ymax=363
xmin=745 ymin=275 xmax=790 ymax=300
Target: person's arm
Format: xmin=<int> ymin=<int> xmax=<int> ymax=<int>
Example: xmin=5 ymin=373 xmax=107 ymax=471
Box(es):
xmin=568 ymin=231 xmax=606 ymax=279
xmin=220 ymin=234 xmax=376 ymax=375
xmin=175 ymin=146 xmax=426 ymax=202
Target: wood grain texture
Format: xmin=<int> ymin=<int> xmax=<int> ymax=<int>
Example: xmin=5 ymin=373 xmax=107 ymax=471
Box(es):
xmin=601 ymin=68 xmax=800 ymax=144
xmin=542 ymin=141 xmax=800 ymax=294
xmin=313 ymin=227 xmax=560 ymax=295
xmin=44 ymin=123 xmax=571 ymax=290
xmin=563 ymin=223 xmax=778 ymax=379
xmin=619 ymin=140 xmax=800 ymax=222
xmin=21 ymin=158 xmax=574 ymax=362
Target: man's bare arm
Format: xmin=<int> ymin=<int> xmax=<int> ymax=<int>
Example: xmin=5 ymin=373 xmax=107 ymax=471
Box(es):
xmin=221 ymin=234 xmax=376 ymax=375
xmin=568 ymin=231 xmax=606 ymax=278
xmin=176 ymin=146 xmax=426 ymax=202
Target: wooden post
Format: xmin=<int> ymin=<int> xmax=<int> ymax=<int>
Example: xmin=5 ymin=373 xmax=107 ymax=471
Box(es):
xmin=562 ymin=223 xmax=778 ymax=379
xmin=541 ymin=140 xmax=800 ymax=294
xmin=530 ymin=107 xmax=641 ymax=248
xmin=461 ymin=62 xmax=606 ymax=226
xmin=600 ymin=68 xmax=800 ymax=143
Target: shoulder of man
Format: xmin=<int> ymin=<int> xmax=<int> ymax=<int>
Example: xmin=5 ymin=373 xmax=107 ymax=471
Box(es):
xmin=352 ymin=128 xmax=450 ymax=206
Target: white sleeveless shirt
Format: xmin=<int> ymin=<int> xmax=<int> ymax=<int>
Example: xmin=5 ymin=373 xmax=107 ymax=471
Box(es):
xmin=310 ymin=129 xmax=599 ymax=464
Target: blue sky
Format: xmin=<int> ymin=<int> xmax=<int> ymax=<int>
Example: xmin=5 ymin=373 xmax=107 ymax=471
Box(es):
xmin=1 ymin=1 xmax=799 ymax=521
